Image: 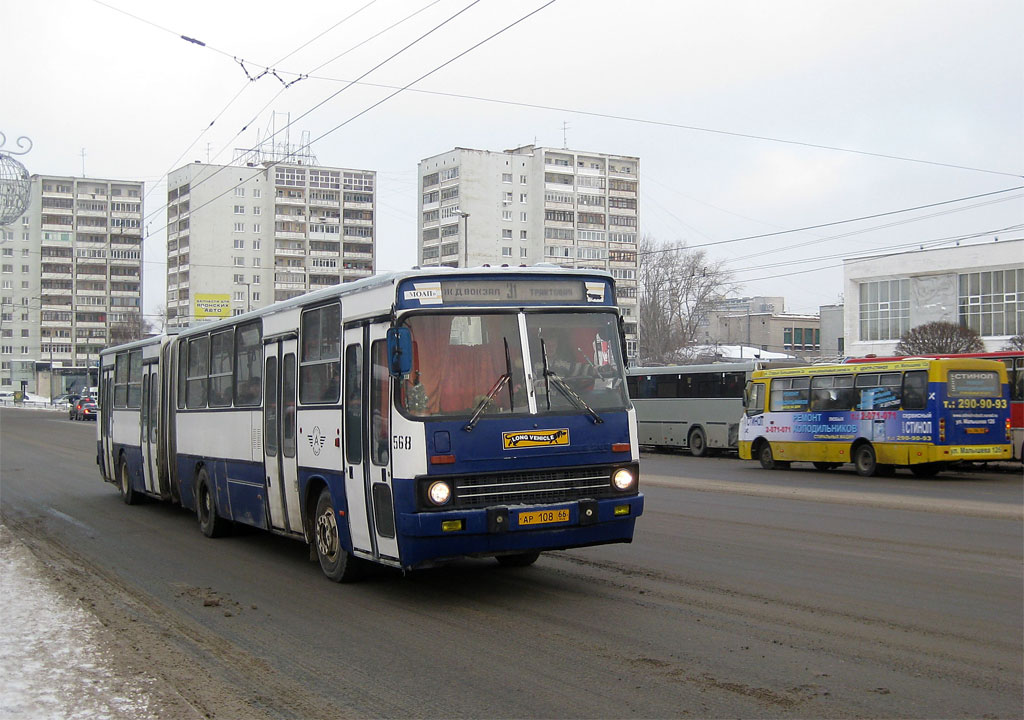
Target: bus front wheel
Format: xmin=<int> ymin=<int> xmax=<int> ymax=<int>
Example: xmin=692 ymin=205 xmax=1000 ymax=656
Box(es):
xmin=853 ymin=444 xmax=878 ymax=477
xmin=688 ymin=428 xmax=708 ymax=458
xmin=757 ymin=442 xmax=776 ymax=470
xmin=314 ymin=488 xmax=363 ymax=583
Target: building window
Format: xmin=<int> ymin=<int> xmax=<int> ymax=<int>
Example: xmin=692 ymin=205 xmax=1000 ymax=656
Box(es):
xmin=859 ymin=279 xmax=910 ymax=341
xmin=520 ymin=230 xmax=528 ymax=240
xmin=502 ymin=173 xmax=512 ymax=183
xmin=253 ymin=258 xmax=261 ymax=267
xmin=520 ymin=193 xmax=527 ymax=204
xmin=253 ymin=224 xmax=261 ymax=233
xmin=234 ymin=205 xmax=245 ymax=214
xmin=501 ymin=247 xmax=512 ymax=257
xmin=502 ymin=210 xmax=512 ymax=222
xmin=234 ymin=257 xmax=244 ymax=266
xmin=234 ymin=274 xmax=245 ymax=283
xmin=502 ymin=229 xmax=512 ymax=239
xmin=520 ymin=247 xmax=527 ymax=258
xmin=504 ymin=192 xmax=513 ymax=204
xmin=520 ymin=175 xmax=528 ymax=184
xmin=253 ymin=239 xmax=261 ymax=249
xmin=234 ymin=188 xmax=245 ymax=197
xmin=253 ymin=206 xmax=261 ymax=215
xmin=959 ymin=268 xmax=1024 ymax=336
xmin=520 ymin=212 xmax=527 ymax=222
xmin=253 ymin=188 xmax=261 ymax=198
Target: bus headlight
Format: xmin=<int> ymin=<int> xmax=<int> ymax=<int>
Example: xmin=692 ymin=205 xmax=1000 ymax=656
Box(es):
xmin=427 ymin=480 xmax=452 ymax=506
xmin=611 ymin=468 xmax=636 ymax=491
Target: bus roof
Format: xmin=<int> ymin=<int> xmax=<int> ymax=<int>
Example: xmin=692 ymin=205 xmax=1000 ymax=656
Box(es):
xmin=751 ymin=357 xmax=1009 ymax=379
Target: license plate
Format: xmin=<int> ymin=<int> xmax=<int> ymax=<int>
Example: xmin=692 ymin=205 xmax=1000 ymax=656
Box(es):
xmin=518 ymin=508 xmax=570 ymax=526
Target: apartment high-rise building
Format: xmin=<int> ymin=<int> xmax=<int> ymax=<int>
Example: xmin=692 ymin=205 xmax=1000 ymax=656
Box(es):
xmin=0 ymin=174 xmax=143 ymax=395
xmin=417 ymin=145 xmax=640 ymax=357
xmin=166 ymin=157 xmax=376 ymax=329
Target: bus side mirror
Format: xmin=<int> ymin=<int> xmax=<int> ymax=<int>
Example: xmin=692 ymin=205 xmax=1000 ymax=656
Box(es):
xmin=386 ymin=327 xmax=413 ymax=377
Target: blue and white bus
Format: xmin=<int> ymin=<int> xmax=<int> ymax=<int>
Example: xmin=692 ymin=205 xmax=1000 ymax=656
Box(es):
xmin=98 ymin=267 xmax=643 ymax=580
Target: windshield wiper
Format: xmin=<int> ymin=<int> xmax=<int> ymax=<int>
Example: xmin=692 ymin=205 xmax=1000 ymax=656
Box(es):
xmin=463 ymin=338 xmax=514 ymax=432
xmin=540 ymin=338 xmax=603 ymax=424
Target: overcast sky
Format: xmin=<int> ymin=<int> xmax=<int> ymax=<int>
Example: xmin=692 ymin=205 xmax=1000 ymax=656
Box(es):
xmin=7 ymin=0 xmax=1023 ymax=318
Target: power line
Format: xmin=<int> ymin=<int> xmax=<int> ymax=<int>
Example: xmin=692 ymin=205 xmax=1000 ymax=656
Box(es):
xmin=297 ymin=77 xmax=1024 ymax=179
xmin=147 ymin=0 xmax=556 ymax=245
xmin=637 ymin=185 xmax=1024 ymax=258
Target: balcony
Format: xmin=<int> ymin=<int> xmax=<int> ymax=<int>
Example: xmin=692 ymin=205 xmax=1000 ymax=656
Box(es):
xmin=275 ymin=213 xmax=306 ymax=223
xmin=275 ymin=231 xmax=306 ymax=241
xmin=274 ymin=195 xmax=306 ymax=206
xmin=274 ymin=245 xmax=306 ymax=257
xmin=274 ymin=281 xmax=306 ymax=291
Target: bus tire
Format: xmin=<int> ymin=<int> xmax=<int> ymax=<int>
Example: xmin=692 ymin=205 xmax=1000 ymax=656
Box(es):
xmin=757 ymin=442 xmax=776 ymax=470
xmin=314 ymin=488 xmax=363 ymax=583
xmin=196 ymin=468 xmax=230 ymax=538
xmin=853 ymin=444 xmax=877 ymax=477
xmin=118 ymin=458 xmax=138 ymax=505
xmin=496 ymin=551 xmax=541 ymax=568
xmin=910 ymin=463 xmax=941 ymax=478
xmin=688 ymin=428 xmax=708 ymax=458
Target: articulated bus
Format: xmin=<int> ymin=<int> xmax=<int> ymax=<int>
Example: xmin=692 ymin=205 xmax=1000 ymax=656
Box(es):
xmin=626 ymin=360 xmax=803 ymax=455
xmin=846 ymin=351 xmax=1023 ymax=461
xmin=739 ymin=358 xmax=1012 ymax=476
xmin=97 ymin=267 xmax=643 ymax=580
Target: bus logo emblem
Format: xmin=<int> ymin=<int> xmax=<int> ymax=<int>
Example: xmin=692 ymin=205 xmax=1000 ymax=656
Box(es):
xmin=502 ymin=429 xmax=569 ymax=449
xmin=308 ymin=426 xmax=325 ymax=456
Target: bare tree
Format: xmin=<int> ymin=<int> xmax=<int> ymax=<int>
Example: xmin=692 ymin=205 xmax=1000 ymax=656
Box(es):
xmin=894 ymin=321 xmax=985 ymax=354
xmin=638 ymin=235 xmax=733 ymax=364
xmin=1002 ymin=334 xmax=1024 ymax=351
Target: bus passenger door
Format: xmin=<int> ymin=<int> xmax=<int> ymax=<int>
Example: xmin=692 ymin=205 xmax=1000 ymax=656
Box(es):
xmin=101 ymin=367 xmax=115 ymax=481
xmin=140 ymin=365 xmax=159 ymax=495
xmin=367 ymin=324 xmax=398 ymax=560
xmin=263 ymin=337 xmax=301 ymax=533
xmin=342 ymin=327 xmax=374 ymax=557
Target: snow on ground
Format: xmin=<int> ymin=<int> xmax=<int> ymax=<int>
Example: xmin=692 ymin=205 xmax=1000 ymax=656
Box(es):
xmin=0 ymin=524 xmax=158 ymax=720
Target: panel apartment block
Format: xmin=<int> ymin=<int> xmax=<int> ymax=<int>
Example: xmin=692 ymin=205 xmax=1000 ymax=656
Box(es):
xmin=417 ymin=145 xmax=639 ymax=357
xmin=167 ymin=161 xmax=376 ymax=329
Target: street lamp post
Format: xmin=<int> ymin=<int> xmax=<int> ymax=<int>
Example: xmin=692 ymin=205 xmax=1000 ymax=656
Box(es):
xmin=456 ymin=210 xmax=470 ymax=268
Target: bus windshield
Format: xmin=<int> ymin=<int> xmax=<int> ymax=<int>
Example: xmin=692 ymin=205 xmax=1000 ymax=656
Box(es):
xmin=397 ymin=311 xmax=628 ymax=418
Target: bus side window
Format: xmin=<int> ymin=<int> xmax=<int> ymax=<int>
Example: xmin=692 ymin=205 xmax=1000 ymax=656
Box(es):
xmin=1014 ymin=359 xmax=1023 ymax=402
xmin=902 ymin=371 xmax=928 ymax=410
xmin=745 ymin=382 xmax=765 ymax=415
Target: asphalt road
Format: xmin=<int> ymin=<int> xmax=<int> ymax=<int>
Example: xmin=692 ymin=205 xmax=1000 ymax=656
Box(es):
xmin=1 ymin=407 xmax=1021 ymax=719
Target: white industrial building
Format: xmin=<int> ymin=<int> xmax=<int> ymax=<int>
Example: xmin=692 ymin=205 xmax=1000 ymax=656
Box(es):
xmin=417 ymin=145 xmax=640 ymax=357
xmin=166 ymin=151 xmax=376 ymax=329
xmin=843 ymin=238 xmax=1024 ymax=356
xmin=0 ymin=174 xmax=143 ymax=395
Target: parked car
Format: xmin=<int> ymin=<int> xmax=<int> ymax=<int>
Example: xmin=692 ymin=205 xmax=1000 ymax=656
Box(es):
xmin=70 ymin=397 xmax=97 ymax=421
xmin=52 ymin=393 xmax=81 ymax=407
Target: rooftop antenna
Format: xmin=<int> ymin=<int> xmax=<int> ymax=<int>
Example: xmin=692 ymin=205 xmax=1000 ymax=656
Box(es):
xmin=562 ymin=121 xmax=570 ymax=149
xmin=80 ymin=148 xmax=86 ymax=177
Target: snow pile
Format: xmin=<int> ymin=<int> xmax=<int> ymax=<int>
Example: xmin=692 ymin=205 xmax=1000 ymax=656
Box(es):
xmin=0 ymin=525 xmax=156 ymax=719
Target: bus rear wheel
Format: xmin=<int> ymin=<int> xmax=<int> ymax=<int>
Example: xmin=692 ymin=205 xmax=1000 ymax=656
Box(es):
xmin=197 ymin=468 xmax=230 ymax=538
xmin=314 ymin=488 xmax=363 ymax=583
xmin=688 ymin=428 xmax=708 ymax=458
xmin=853 ymin=444 xmax=878 ymax=477
xmin=118 ymin=459 xmax=138 ymax=505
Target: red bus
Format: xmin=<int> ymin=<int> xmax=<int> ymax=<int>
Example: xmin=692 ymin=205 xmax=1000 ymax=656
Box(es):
xmin=846 ymin=351 xmax=1023 ymax=461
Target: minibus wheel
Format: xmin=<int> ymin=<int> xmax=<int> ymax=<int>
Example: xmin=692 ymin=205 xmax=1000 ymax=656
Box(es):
xmin=314 ymin=488 xmax=363 ymax=582
xmin=496 ymin=551 xmax=541 ymax=567
xmin=757 ymin=442 xmax=776 ymax=470
xmin=853 ymin=444 xmax=877 ymax=477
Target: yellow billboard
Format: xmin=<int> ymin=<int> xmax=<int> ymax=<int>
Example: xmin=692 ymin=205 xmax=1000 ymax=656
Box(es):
xmin=194 ymin=293 xmax=231 ymax=319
